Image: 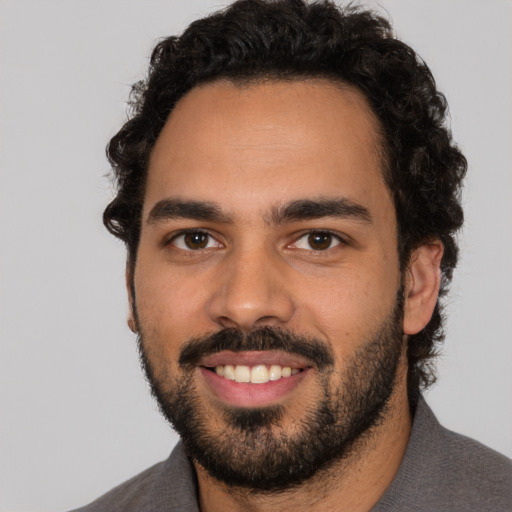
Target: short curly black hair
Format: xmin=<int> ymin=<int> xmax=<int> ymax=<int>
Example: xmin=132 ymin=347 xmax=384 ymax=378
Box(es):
xmin=104 ymin=0 xmax=466 ymax=403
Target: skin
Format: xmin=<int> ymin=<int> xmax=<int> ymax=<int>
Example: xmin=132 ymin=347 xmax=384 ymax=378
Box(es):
xmin=129 ymin=80 xmax=443 ymax=511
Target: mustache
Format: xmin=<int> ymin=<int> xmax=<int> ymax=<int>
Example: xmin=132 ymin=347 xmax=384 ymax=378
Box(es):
xmin=178 ymin=326 xmax=334 ymax=369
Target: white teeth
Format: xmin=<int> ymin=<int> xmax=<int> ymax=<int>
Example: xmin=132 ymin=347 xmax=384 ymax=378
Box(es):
xmin=269 ymin=365 xmax=282 ymax=381
xmin=224 ymin=364 xmax=236 ymax=380
xmin=213 ymin=364 xmax=302 ymax=383
xmin=250 ymin=365 xmax=269 ymax=384
xmin=234 ymin=365 xmax=251 ymax=383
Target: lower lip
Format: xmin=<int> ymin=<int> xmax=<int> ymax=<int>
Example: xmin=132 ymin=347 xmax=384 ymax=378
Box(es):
xmin=199 ymin=367 xmax=310 ymax=408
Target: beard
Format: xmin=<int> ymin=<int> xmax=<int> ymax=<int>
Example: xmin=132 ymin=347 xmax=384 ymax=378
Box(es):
xmin=136 ymin=294 xmax=404 ymax=493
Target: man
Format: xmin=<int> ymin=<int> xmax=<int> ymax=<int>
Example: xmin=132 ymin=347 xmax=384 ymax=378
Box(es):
xmin=73 ymin=1 xmax=511 ymax=510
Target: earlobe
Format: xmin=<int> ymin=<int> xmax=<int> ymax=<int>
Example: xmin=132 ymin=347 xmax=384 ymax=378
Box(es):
xmin=127 ymin=315 xmax=137 ymax=333
xmin=126 ymin=265 xmax=138 ymax=334
xmin=403 ymin=241 xmax=444 ymax=335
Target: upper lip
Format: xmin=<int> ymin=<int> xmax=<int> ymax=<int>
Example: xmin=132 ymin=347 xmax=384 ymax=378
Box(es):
xmin=199 ymin=350 xmax=313 ymax=369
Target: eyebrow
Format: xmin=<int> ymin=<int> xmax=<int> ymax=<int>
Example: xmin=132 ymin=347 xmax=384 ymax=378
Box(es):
xmin=147 ymin=198 xmax=233 ymax=224
xmin=146 ymin=196 xmax=372 ymax=226
xmin=269 ymin=198 xmax=372 ymax=224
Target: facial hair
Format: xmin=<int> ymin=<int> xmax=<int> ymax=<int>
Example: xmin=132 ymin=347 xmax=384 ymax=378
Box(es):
xmin=136 ymin=296 xmax=404 ymax=492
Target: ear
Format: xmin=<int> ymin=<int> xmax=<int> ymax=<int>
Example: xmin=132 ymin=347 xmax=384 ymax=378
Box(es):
xmin=126 ymin=265 xmax=138 ymax=333
xmin=403 ymin=241 xmax=444 ymax=335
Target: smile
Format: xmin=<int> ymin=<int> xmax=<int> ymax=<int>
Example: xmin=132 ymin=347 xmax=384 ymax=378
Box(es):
xmin=198 ymin=351 xmax=313 ymax=407
xmin=210 ymin=364 xmax=302 ymax=383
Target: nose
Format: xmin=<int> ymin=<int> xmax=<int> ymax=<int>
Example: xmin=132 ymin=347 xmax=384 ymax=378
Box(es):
xmin=207 ymin=247 xmax=295 ymax=330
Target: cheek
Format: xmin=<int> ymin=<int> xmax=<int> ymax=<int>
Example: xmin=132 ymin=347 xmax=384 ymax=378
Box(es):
xmin=134 ymin=264 xmax=206 ymax=347
xmin=299 ymin=266 xmax=399 ymax=353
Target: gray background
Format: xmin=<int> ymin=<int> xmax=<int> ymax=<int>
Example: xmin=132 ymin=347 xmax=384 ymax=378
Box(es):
xmin=1 ymin=1 xmax=511 ymax=510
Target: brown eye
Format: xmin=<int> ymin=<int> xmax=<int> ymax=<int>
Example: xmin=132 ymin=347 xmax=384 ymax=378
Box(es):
xmin=292 ymin=231 xmax=342 ymax=251
xmin=307 ymin=232 xmax=333 ymax=250
xmin=171 ymin=231 xmax=220 ymax=251
xmin=184 ymin=232 xmax=208 ymax=249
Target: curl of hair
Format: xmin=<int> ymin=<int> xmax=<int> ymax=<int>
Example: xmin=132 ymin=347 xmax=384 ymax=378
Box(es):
xmin=104 ymin=0 xmax=466 ymax=403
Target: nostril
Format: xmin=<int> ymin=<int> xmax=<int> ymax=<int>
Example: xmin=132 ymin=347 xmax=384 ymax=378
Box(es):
xmin=253 ymin=315 xmax=286 ymax=328
xmin=217 ymin=316 xmax=240 ymax=329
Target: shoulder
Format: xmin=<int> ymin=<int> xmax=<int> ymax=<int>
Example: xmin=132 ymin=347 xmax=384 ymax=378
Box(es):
xmin=69 ymin=442 xmax=199 ymax=512
xmin=437 ymin=426 xmax=512 ymax=500
xmin=375 ymin=398 xmax=512 ymax=511
xmin=436 ymin=425 xmax=511 ymax=507
xmin=69 ymin=461 xmax=165 ymax=512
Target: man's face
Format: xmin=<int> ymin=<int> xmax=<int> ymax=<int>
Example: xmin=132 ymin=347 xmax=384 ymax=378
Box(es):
xmin=132 ymin=80 xmax=407 ymax=489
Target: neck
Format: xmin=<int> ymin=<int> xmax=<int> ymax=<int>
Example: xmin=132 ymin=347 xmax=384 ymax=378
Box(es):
xmin=195 ymin=364 xmax=412 ymax=512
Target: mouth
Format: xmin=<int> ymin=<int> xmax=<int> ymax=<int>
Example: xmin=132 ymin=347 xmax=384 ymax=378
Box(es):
xmin=198 ymin=350 xmax=313 ymax=407
xmin=207 ymin=363 xmax=303 ymax=382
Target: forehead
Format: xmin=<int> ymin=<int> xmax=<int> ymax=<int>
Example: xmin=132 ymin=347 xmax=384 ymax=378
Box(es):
xmin=145 ymin=79 xmax=390 ymax=221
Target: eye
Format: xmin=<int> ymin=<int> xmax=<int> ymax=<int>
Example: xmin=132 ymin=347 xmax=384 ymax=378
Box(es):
xmin=292 ymin=231 xmax=342 ymax=251
xmin=170 ymin=231 xmax=221 ymax=251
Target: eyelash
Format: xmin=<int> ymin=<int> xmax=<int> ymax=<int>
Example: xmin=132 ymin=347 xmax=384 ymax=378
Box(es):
xmin=167 ymin=230 xmax=222 ymax=251
xmin=290 ymin=230 xmax=346 ymax=251
xmin=166 ymin=229 xmax=347 ymax=252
